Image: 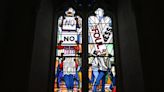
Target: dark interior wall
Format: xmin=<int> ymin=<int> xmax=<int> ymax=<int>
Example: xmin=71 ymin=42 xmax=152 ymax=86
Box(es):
xmin=28 ymin=0 xmax=54 ymax=92
xmin=116 ymin=0 xmax=144 ymax=92
xmin=132 ymin=0 xmax=163 ymax=92
xmin=0 ymin=0 xmax=40 ymax=92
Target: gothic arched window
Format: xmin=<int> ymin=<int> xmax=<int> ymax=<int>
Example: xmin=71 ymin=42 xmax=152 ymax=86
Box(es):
xmin=88 ymin=8 xmax=116 ymax=92
xmin=53 ymin=1 xmax=117 ymax=92
xmin=54 ymin=7 xmax=83 ymax=92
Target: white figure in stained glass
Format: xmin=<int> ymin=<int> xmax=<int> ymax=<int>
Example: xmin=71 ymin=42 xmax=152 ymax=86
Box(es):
xmin=89 ymin=48 xmax=99 ymax=85
xmin=88 ymin=8 xmax=115 ymax=92
xmin=57 ymin=7 xmax=82 ymax=56
xmin=56 ymin=7 xmax=82 ymax=92
xmin=88 ymin=8 xmax=112 ymax=44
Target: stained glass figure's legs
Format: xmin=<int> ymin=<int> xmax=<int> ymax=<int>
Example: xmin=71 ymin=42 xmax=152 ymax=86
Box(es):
xmin=93 ymin=71 xmax=107 ymax=92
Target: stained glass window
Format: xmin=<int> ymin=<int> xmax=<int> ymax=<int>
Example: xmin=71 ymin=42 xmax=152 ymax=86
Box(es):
xmin=88 ymin=8 xmax=116 ymax=92
xmin=54 ymin=7 xmax=82 ymax=92
xmin=54 ymin=6 xmax=116 ymax=92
